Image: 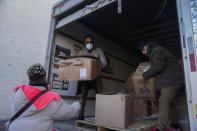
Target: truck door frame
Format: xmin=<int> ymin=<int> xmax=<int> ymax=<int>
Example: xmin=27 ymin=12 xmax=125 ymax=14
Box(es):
xmin=45 ymin=0 xmax=196 ymax=130
xmin=177 ymin=0 xmax=197 ymax=130
xmin=44 ymin=8 xmax=56 ymax=82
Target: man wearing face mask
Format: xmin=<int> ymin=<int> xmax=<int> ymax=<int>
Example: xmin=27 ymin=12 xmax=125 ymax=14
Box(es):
xmin=138 ymin=41 xmax=183 ymax=131
xmin=77 ymin=35 xmax=107 ymax=120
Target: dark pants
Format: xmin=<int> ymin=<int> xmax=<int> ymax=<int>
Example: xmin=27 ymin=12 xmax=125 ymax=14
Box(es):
xmin=78 ymin=80 xmax=97 ymax=120
xmin=157 ymin=85 xmax=179 ymax=131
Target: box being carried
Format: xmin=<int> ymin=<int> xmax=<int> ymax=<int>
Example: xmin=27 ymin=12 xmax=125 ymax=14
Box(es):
xmin=58 ymin=57 xmax=100 ymax=81
xmin=124 ymin=62 xmax=155 ymax=98
xmin=95 ymin=94 xmax=134 ymax=128
xmin=133 ymin=62 xmax=155 ymax=98
xmin=124 ymin=73 xmax=134 ymax=92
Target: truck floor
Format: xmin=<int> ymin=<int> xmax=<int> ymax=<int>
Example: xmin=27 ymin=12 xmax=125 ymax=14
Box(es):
xmin=54 ymin=119 xmax=81 ymax=131
xmin=0 ymin=119 xmax=81 ymax=131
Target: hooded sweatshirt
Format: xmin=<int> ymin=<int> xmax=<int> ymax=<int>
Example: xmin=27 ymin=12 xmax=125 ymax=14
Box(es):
xmin=142 ymin=45 xmax=184 ymax=91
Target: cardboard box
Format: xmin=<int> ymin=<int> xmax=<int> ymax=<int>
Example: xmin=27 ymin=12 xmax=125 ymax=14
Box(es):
xmin=151 ymin=100 xmax=159 ymax=115
xmin=95 ymin=94 xmax=134 ymax=128
xmin=124 ymin=73 xmax=134 ymax=92
xmin=123 ymin=92 xmax=148 ymax=117
xmin=124 ymin=92 xmax=150 ymax=117
xmin=133 ymin=62 xmax=155 ymax=98
xmin=58 ymin=57 xmax=100 ymax=81
xmin=134 ymin=100 xmax=149 ymax=117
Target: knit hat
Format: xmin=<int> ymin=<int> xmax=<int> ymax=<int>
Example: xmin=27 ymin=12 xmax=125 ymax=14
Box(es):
xmin=138 ymin=40 xmax=156 ymax=50
xmin=138 ymin=41 xmax=147 ymax=50
xmin=138 ymin=40 xmax=157 ymax=57
xmin=27 ymin=63 xmax=46 ymax=81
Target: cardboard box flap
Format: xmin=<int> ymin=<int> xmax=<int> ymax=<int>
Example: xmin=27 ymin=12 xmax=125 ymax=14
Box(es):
xmin=70 ymin=61 xmax=83 ymax=66
xmin=132 ymin=71 xmax=142 ymax=79
xmin=68 ymin=55 xmax=99 ymax=60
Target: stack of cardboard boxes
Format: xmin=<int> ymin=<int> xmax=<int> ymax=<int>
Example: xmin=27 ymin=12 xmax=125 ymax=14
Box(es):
xmin=59 ymin=58 xmax=158 ymax=129
xmin=94 ymin=62 xmax=158 ymax=128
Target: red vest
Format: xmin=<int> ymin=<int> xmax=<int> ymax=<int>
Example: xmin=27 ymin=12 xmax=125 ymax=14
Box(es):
xmin=12 ymin=85 xmax=61 ymax=110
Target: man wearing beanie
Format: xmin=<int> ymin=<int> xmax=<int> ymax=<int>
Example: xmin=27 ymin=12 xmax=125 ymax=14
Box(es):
xmin=138 ymin=41 xmax=183 ymax=131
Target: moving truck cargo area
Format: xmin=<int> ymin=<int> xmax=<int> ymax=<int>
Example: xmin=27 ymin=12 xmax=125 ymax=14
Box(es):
xmin=45 ymin=0 xmax=197 ymax=130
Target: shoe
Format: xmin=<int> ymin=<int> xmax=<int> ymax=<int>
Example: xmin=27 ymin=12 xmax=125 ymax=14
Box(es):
xmin=150 ymin=128 xmax=160 ymax=131
xmin=165 ymin=126 xmax=181 ymax=131
xmin=166 ymin=123 xmax=181 ymax=131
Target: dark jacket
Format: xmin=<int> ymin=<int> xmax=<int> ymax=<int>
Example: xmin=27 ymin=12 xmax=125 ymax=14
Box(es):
xmin=142 ymin=45 xmax=183 ymax=91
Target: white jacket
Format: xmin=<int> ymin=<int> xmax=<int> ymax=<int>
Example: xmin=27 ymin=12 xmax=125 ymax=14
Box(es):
xmin=9 ymin=85 xmax=81 ymax=131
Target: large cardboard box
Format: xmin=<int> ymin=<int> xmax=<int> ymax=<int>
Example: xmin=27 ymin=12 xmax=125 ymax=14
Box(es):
xmin=134 ymin=100 xmax=149 ymax=117
xmin=123 ymin=92 xmax=148 ymax=117
xmin=125 ymin=91 xmax=158 ymax=117
xmin=58 ymin=57 xmax=100 ymax=81
xmin=124 ymin=73 xmax=134 ymax=92
xmin=151 ymin=100 xmax=159 ymax=115
xmin=95 ymin=94 xmax=134 ymax=128
xmin=133 ymin=62 xmax=155 ymax=98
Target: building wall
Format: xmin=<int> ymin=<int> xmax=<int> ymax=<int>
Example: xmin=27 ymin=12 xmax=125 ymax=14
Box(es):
xmin=0 ymin=0 xmax=57 ymax=119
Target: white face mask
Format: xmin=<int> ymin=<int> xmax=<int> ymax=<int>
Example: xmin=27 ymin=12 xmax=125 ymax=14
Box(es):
xmin=86 ymin=43 xmax=93 ymax=50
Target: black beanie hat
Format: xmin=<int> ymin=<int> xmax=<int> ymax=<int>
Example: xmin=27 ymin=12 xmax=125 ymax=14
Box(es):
xmin=138 ymin=40 xmax=156 ymax=50
xmin=27 ymin=63 xmax=46 ymax=81
xmin=138 ymin=41 xmax=147 ymax=50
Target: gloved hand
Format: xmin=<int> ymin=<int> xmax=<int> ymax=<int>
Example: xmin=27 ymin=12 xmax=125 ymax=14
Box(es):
xmin=78 ymin=99 xmax=83 ymax=105
xmin=47 ymin=84 xmax=53 ymax=90
xmin=98 ymin=64 xmax=103 ymax=72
